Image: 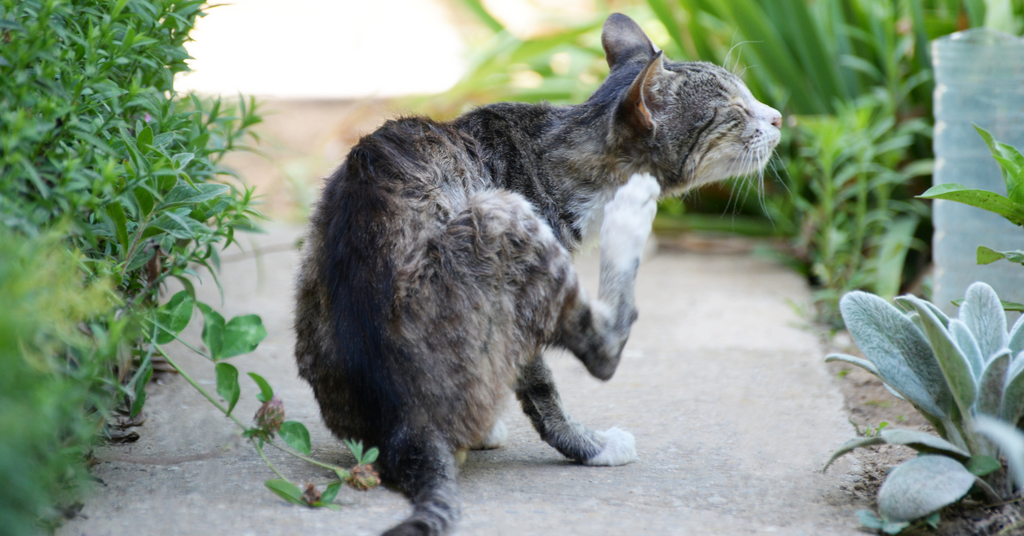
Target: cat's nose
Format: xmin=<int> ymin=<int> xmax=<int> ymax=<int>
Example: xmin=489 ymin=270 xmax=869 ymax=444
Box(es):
xmin=752 ymin=101 xmax=783 ymax=129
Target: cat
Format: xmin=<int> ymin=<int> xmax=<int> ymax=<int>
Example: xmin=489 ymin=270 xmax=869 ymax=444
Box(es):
xmin=294 ymin=13 xmax=781 ymax=536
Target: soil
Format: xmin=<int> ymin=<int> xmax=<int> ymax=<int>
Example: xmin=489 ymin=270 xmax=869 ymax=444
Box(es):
xmin=822 ymin=330 xmax=1024 ymax=535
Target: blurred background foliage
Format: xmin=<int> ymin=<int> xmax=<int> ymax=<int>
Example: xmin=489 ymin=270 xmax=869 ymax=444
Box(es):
xmin=0 ymin=0 xmax=261 ymax=532
xmin=422 ymin=0 xmax=1024 ymax=326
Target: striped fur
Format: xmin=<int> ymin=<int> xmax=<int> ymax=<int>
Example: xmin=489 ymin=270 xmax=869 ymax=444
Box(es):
xmin=294 ymin=13 xmax=780 ymax=535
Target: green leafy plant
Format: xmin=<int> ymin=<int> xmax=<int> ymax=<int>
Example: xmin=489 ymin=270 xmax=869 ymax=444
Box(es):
xmin=0 ymin=0 xmax=381 ymax=526
xmin=919 ymin=126 xmax=1024 ymax=286
xmin=824 ymin=282 xmax=1024 ymax=532
xmin=149 ymin=291 xmax=380 ymax=510
xmin=780 ymin=97 xmax=931 ymax=324
xmin=0 ymin=230 xmax=127 ymax=534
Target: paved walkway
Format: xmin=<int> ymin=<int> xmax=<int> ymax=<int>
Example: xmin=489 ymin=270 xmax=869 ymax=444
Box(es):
xmin=60 ymin=226 xmax=866 ymax=536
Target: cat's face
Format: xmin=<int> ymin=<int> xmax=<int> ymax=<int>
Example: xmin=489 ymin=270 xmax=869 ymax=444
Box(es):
xmin=601 ymin=14 xmax=782 ymax=195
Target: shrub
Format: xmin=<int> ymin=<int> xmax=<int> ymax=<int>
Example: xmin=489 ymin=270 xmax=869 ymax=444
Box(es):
xmin=0 ymin=230 xmax=126 ymax=534
xmin=0 ymin=0 xmax=262 ymax=530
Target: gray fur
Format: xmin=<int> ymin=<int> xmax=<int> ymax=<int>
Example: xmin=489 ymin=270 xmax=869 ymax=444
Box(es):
xmin=294 ymin=13 xmax=781 ymax=536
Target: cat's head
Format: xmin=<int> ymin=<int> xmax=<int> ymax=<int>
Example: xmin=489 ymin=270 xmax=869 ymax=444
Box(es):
xmin=599 ymin=13 xmax=782 ymax=195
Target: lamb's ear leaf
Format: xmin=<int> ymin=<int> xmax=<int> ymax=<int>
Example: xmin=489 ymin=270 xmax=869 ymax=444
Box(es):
xmin=841 ymin=292 xmax=950 ymax=420
xmin=948 ymin=319 xmax=983 ymax=380
xmin=825 ymin=353 xmax=880 ymax=376
xmin=878 ymin=429 xmax=970 ymax=460
xmin=1009 ymin=314 xmax=1024 ymax=355
xmin=895 ymin=295 xmax=977 ymax=417
xmin=878 ymin=455 xmax=975 ymax=523
xmin=823 ymin=436 xmax=884 ymax=473
xmin=623 ymin=51 xmax=665 ymax=132
xmin=960 ymin=282 xmax=1008 ymax=362
xmin=999 ymin=353 xmax=1024 ymax=424
xmin=975 ymin=415 xmax=1024 ymax=488
xmin=977 ymin=350 xmax=1011 ymax=416
xmin=601 ymin=13 xmax=657 ymax=69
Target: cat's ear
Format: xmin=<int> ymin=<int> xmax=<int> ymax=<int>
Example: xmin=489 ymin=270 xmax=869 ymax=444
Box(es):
xmin=602 ymin=13 xmax=659 ymax=69
xmin=622 ymin=51 xmax=665 ymax=132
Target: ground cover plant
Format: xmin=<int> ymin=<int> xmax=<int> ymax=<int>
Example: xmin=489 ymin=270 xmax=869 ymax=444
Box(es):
xmin=0 ymin=0 xmax=378 ymax=531
xmin=825 ymin=281 xmax=1024 ymax=533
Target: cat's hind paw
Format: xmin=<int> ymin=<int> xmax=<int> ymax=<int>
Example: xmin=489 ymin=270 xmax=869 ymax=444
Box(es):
xmin=583 ymin=427 xmax=637 ymax=466
xmin=471 ymin=419 xmax=507 ymax=450
xmin=601 ymin=173 xmax=660 ymax=272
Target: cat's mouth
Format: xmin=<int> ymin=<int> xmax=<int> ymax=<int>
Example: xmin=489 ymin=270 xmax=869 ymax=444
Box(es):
xmin=689 ymin=131 xmax=779 ymax=189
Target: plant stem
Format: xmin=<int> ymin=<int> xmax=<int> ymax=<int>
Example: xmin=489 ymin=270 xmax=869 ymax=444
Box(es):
xmin=252 ymin=438 xmax=289 ymax=481
xmin=151 ymin=343 xmax=247 ymax=431
xmin=153 ymin=340 xmax=351 ymax=477
xmin=264 ymin=439 xmax=350 ymax=477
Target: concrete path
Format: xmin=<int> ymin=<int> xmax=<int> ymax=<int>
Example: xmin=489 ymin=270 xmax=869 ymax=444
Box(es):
xmin=60 ymin=226 xmax=866 ymax=536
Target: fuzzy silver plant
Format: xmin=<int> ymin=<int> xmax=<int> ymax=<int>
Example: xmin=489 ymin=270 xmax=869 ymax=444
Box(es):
xmin=824 ymin=282 xmax=1024 ymax=533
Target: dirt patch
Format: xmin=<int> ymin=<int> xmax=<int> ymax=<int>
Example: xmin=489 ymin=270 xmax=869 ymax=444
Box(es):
xmin=823 ymin=330 xmax=1024 ymax=535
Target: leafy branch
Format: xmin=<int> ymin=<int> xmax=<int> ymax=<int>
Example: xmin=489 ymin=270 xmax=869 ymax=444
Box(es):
xmin=146 ymin=290 xmax=380 ymax=508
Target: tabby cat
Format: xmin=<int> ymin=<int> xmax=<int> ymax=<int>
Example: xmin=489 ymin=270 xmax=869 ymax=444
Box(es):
xmin=295 ymin=13 xmax=781 ymax=536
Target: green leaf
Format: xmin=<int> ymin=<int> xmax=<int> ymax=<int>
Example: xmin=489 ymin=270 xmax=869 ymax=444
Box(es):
xmin=134 ymin=186 xmax=155 ymax=217
xmin=248 ymin=372 xmax=274 ymax=403
xmin=878 ymin=429 xmax=970 ymax=460
xmin=215 ymin=362 xmax=240 ymax=415
xmin=111 ymin=0 xmax=130 ymax=18
xmin=824 ymin=436 xmax=885 ymax=472
xmin=130 ymin=361 xmax=153 ymax=419
xmin=137 ymin=125 xmax=153 ymax=155
xmin=966 ymin=455 xmax=1002 ymax=477
xmin=977 ymin=246 xmax=1024 ymax=266
xmin=918 ymin=184 xmax=1024 ymax=226
xmin=264 ymin=479 xmax=304 ymax=506
xmin=454 ymin=0 xmax=504 ymax=33
xmin=977 ymin=246 xmax=1008 ymax=265
xmin=105 ymin=202 xmax=129 ymax=254
xmin=197 ymin=302 xmax=225 ymax=360
xmin=825 ymin=353 xmax=880 ymax=376
xmin=158 ymin=182 xmax=230 ymax=210
xmin=153 ymin=291 xmax=194 ymax=344
xmin=959 ymin=282 xmax=1008 ymax=363
xmin=857 ymin=510 xmax=884 ymax=529
xmin=344 ymin=438 xmax=364 ymax=462
xmin=362 ymin=447 xmax=379 ymax=465
xmin=975 ymin=415 xmax=1024 ymax=488
xmin=219 ymin=315 xmax=267 ymax=359
xmin=878 ymin=455 xmax=975 ymax=523
xmin=279 ymin=421 xmax=311 ymax=456
xmin=977 ymin=350 xmax=1010 ymax=417
xmin=895 ymin=295 xmax=977 ymax=419
xmin=1010 ymin=316 xmax=1024 ymax=356
xmin=321 ymin=481 xmax=342 ymax=504
xmin=999 ymin=355 xmax=1024 ymax=425
xmin=841 ymin=292 xmax=954 ymax=421
xmin=948 ymin=320 xmax=983 ymax=380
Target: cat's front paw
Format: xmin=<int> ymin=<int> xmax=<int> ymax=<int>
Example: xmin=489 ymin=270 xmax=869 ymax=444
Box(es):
xmin=583 ymin=427 xmax=638 ymax=466
xmin=601 ymin=173 xmax=660 ymax=272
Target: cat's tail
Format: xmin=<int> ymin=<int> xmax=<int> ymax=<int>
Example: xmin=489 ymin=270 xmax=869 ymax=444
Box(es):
xmin=380 ymin=429 xmax=461 ymax=536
